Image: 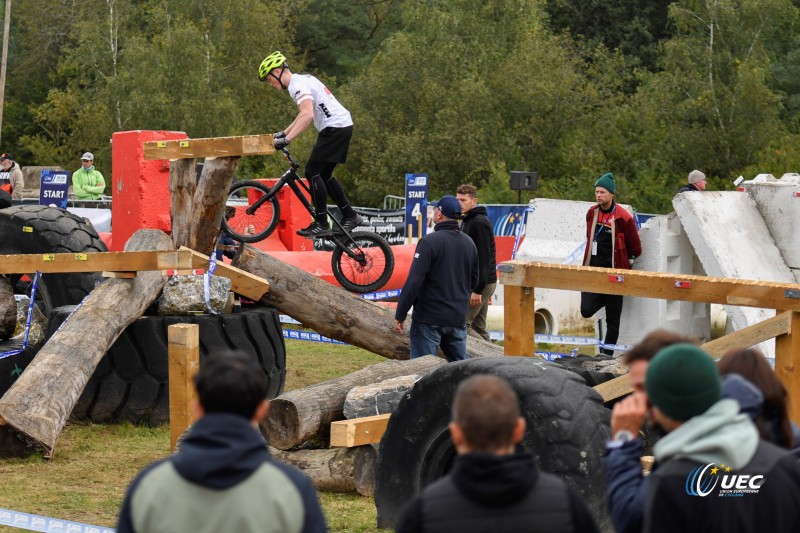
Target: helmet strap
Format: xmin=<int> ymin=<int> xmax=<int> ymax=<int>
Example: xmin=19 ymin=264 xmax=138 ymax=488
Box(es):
xmin=270 ymin=65 xmax=288 ymax=89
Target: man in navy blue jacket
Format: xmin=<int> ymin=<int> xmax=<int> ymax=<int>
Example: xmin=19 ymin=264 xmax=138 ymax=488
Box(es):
xmin=394 ymin=195 xmax=478 ymax=361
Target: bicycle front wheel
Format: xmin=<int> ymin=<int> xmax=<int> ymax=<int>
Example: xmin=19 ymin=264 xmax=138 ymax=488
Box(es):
xmin=222 ymin=181 xmax=281 ymax=243
xmin=331 ymin=232 xmax=395 ymax=293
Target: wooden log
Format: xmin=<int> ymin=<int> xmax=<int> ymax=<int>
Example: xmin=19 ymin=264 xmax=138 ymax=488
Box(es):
xmin=343 ymin=375 xmax=420 ymax=420
xmin=169 ymin=158 xmax=197 ymax=250
xmin=234 ymin=244 xmax=503 ymax=360
xmin=187 ymin=157 xmax=240 ymax=255
xmin=0 ymin=230 xmax=175 ymax=458
xmin=269 ymin=445 xmax=357 ymax=493
xmin=264 ymin=356 xmax=446 ymax=450
xmin=0 ymin=275 xmax=15 ymax=340
xmin=170 ymin=156 xmax=239 ymax=257
xmin=354 ymin=444 xmax=379 ymax=497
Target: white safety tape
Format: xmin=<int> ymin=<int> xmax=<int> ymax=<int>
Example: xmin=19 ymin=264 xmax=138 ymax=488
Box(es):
xmin=0 ymin=507 xmax=113 ymax=533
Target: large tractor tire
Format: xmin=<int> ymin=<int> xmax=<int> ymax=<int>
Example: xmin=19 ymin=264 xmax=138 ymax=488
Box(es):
xmin=374 ymin=357 xmax=611 ymax=530
xmin=45 ymin=305 xmax=286 ymax=425
xmin=0 ymin=205 xmax=106 ymax=316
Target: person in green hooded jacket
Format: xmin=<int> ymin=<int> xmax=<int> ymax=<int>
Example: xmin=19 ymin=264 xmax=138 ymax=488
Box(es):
xmin=72 ymin=152 xmax=106 ymax=200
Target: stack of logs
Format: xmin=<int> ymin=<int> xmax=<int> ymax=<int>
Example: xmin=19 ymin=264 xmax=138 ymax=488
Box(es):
xmin=233 ymin=242 xmax=503 ymax=495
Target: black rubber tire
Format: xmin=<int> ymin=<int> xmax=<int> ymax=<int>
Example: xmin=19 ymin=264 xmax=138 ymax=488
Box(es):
xmin=0 ymin=205 xmax=106 ymax=316
xmin=0 ymin=341 xmax=37 ymax=398
xmin=221 ymin=181 xmax=281 ymax=243
xmin=44 ymin=305 xmax=286 ymax=425
xmin=374 ymin=357 xmax=611 ymax=530
xmin=552 ymin=354 xmax=617 ymax=387
xmin=331 ymin=231 xmax=394 ymax=293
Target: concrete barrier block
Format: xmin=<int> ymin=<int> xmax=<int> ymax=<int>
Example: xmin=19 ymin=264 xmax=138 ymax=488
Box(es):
xmin=748 ymin=181 xmax=800 ymax=272
xmin=617 ymin=213 xmax=710 ymax=348
xmin=673 ymin=191 xmax=794 ymax=357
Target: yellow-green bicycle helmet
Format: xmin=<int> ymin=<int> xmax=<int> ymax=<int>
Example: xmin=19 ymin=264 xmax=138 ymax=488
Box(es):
xmin=259 ymin=51 xmax=287 ymax=81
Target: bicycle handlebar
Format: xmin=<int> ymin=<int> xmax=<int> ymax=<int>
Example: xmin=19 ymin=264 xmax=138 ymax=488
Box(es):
xmin=281 ymin=147 xmax=300 ymax=170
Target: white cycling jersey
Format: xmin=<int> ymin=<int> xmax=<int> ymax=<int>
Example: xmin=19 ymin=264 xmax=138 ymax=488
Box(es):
xmin=287 ymin=74 xmax=353 ymax=131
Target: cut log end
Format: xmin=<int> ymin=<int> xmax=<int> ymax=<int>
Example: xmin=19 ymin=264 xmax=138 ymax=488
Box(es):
xmin=263 ymin=399 xmax=301 ymax=450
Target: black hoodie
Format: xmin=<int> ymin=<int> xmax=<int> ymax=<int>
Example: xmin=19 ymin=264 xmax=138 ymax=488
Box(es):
xmin=395 ymin=451 xmax=598 ymax=533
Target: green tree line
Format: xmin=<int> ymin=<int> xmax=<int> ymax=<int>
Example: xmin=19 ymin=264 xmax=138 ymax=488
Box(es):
xmin=3 ymin=0 xmax=800 ymax=213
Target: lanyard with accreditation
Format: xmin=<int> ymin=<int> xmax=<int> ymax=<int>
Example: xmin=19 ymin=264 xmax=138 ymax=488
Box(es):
xmin=591 ymin=204 xmax=615 ymax=256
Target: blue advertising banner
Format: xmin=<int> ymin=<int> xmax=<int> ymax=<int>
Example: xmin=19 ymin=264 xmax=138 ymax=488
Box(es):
xmin=404 ymin=173 xmax=428 ymax=242
xmin=484 ymin=205 xmax=527 ymax=236
xmin=39 ymin=170 xmax=70 ymax=208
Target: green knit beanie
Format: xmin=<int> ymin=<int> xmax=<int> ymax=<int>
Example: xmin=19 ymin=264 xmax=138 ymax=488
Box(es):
xmin=594 ymin=172 xmax=616 ymax=194
xmin=645 ymin=344 xmax=721 ymax=421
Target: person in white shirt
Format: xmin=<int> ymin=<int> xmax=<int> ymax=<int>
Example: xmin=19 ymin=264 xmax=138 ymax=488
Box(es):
xmin=259 ymin=51 xmax=363 ymax=237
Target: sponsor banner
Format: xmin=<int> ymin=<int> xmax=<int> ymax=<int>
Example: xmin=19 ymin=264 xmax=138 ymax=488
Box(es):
xmin=39 ymin=170 xmax=70 ymax=209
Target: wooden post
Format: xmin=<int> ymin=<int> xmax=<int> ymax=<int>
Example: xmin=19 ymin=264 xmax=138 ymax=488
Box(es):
xmin=503 ymin=285 xmax=535 ymax=356
xmin=775 ymin=310 xmax=800 ymax=425
xmin=169 ymin=324 xmax=200 ymax=451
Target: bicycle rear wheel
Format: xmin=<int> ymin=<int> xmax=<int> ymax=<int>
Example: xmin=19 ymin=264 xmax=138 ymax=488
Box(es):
xmin=331 ymin=232 xmax=394 ymax=293
xmin=222 ymin=181 xmax=281 ymax=243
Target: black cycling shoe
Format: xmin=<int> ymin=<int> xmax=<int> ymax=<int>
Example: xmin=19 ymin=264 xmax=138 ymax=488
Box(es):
xmin=340 ymin=214 xmax=364 ymax=232
xmin=296 ymin=221 xmax=332 ymax=237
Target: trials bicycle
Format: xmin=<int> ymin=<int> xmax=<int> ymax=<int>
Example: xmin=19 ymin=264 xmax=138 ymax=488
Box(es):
xmin=221 ymin=148 xmax=394 ymax=293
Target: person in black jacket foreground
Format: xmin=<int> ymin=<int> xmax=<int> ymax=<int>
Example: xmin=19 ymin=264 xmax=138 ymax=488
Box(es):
xmin=395 ymin=374 xmax=598 ymax=533
xmin=394 ymin=195 xmax=478 ymax=361
xmin=456 ymin=184 xmax=497 ymax=341
xmin=641 ymin=344 xmax=800 ymax=533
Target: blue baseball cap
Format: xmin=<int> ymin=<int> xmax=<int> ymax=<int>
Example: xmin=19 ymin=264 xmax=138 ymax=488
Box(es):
xmin=434 ymin=195 xmax=462 ymax=219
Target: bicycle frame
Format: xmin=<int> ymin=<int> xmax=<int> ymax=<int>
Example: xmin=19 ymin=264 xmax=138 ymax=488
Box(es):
xmin=249 ymin=149 xmax=366 ymax=264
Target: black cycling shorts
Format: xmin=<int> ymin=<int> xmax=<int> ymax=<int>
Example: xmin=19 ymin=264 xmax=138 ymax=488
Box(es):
xmin=309 ymin=125 xmax=353 ymax=164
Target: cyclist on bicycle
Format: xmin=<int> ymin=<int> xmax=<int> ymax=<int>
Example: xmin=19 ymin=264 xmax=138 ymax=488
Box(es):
xmin=259 ymin=51 xmax=363 ymax=237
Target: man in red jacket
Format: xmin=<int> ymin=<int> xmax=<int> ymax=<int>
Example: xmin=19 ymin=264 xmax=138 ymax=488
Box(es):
xmin=580 ymin=172 xmax=642 ymax=355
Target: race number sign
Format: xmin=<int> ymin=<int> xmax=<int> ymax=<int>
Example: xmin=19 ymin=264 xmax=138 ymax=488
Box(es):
xmin=404 ymin=173 xmax=428 ymax=243
xmin=39 ymin=170 xmax=70 ymax=208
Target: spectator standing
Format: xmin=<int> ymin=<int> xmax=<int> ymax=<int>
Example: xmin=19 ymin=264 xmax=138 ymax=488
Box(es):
xmin=677 ymin=170 xmax=707 ymax=193
xmin=604 ymin=330 xmax=697 ymax=533
xmin=72 ymin=152 xmax=106 ymax=200
xmin=456 ymin=184 xmax=497 ymax=341
xmin=117 ymin=351 xmax=327 ymax=533
xmin=580 ymin=172 xmax=642 ymax=355
xmin=394 ymin=195 xmax=478 ymax=361
xmin=0 ymin=153 xmax=25 ymax=200
xmin=395 ymin=375 xmax=598 ymax=533
xmin=642 ymin=344 xmax=800 ymax=533
xmin=259 ymin=51 xmax=362 ymax=237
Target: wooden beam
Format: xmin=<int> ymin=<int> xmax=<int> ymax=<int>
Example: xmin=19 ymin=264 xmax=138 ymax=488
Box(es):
xmin=143 ymin=134 xmax=276 ymax=160
xmin=593 ymin=312 xmax=793 ymax=403
xmin=775 ymin=311 xmax=800 ymax=424
xmin=503 ymin=285 xmax=535 ymax=356
xmin=169 ymin=324 xmax=200 ymax=451
xmin=702 ymin=312 xmax=791 ymax=358
xmin=185 ymin=247 xmax=270 ymax=300
xmin=499 ymin=261 xmax=800 ymax=311
xmin=0 ymin=250 xmax=194 ymax=274
xmin=330 ymin=414 xmax=391 ymax=448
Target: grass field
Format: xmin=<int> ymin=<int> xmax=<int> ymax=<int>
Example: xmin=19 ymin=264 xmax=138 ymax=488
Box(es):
xmin=0 ymin=339 xmax=388 ymax=533
xmin=0 ymin=321 xmax=600 ymax=532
